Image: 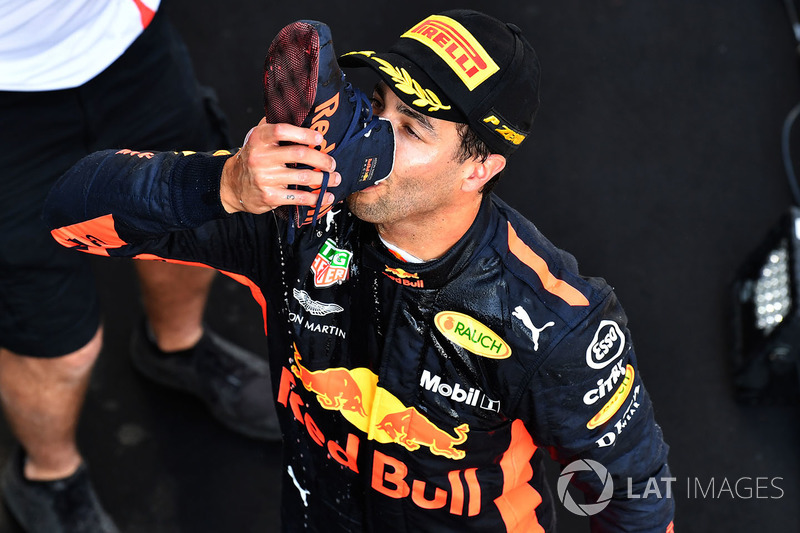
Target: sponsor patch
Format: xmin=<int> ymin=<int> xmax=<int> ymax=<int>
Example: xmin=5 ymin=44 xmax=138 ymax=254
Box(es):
xmin=595 ymin=384 xmax=642 ymax=448
xmin=385 ymin=266 xmax=418 ymax=279
xmin=582 ymin=360 xmax=626 ymax=406
xmin=420 ymin=370 xmax=500 ymax=412
xmin=586 ymin=320 xmax=625 ymax=369
xmin=359 ymin=156 xmax=378 ymax=182
xmin=292 ymin=289 xmax=343 ymax=316
xmin=586 ymin=365 xmax=635 ymax=429
xmin=511 ymin=305 xmax=554 ymax=352
xmin=289 ymin=311 xmax=347 ymax=339
xmin=434 ymin=311 xmax=511 ymax=359
xmin=383 ymin=266 xmax=424 ymax=288
xmin=284 ymin=345 xmax=469 ymax=459
xmin=483 ymin=114 xmax=526 ymax=145
xmin=401 ymin=15 xmax=499 ymax=90
xmin=311 ymin=239 xmax=352 ymax=287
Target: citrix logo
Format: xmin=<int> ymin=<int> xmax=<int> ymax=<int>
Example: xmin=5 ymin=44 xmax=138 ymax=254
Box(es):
xmin=420 ymin=370 xmax=500 ymax=412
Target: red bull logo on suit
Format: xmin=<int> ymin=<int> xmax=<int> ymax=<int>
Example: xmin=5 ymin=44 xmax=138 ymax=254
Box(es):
xmin=288 ymin=345 xmax=469 ymax=459
xmin=277 ymin=346 xmax=483 ymax=516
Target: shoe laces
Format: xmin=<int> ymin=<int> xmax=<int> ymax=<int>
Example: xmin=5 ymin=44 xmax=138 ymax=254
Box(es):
xmin=305 ymin=81 xmax=383 ymax=228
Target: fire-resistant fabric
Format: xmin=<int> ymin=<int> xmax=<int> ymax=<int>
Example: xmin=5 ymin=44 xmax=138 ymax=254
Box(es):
xmin=43 ymin=148 xmax=675 ymax=532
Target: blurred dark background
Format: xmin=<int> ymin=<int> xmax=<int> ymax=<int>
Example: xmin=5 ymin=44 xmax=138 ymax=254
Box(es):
xmin=2 ymin=1 xmax=799 ymax=531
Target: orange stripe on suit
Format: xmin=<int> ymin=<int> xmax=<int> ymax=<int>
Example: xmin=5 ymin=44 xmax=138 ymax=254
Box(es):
xmin=507 ymin=222 xmax=589 ymax=307
xmin=494 ymin=419 xmax=544 ymax=533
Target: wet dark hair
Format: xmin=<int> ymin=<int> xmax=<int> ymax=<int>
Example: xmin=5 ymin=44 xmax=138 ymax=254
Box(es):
xmin=455 ymin=123 xmax=503 ymax=195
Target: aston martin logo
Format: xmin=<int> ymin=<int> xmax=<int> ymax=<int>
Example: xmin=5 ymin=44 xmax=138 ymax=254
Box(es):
xmin=292 ymin=289 xmax=344 ymax=316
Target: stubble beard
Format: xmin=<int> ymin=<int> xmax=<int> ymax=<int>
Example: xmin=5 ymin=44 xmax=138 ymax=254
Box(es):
xmin=346 ymin=190 xmax=397 ymax=224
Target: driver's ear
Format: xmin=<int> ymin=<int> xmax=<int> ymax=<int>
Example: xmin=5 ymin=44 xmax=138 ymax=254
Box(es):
xmin=461 ymin=153 xmax=506 ymax=193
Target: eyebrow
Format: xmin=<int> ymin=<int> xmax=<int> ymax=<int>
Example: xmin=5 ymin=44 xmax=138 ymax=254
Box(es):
xmin=375 ymin=83 xmax=438 ymax=138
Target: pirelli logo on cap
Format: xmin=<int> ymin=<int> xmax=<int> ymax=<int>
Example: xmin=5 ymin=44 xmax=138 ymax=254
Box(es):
xmin=402 ymin=15 xmax=499 ymax=91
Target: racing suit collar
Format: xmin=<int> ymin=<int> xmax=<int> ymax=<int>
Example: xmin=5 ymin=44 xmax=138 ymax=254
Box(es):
xmin=360 ymin=194 xmax=497 ymax=290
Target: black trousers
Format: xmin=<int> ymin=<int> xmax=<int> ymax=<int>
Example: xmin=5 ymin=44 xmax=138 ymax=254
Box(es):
xmin=0 ymin=8 xmax=230 ymax=356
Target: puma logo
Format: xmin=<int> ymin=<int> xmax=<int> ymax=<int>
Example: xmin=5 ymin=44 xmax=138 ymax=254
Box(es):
xmin=287 ymin=465 xmax=310 ymax=507
xmin=324 ymin=208 xmax=339 ymax=232
xmin=512 ymin=306 xmax=554 ymax=352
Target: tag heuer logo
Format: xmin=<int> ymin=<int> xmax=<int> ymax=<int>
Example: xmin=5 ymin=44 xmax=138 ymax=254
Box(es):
xmin=311 ymin=239 xmax=352 ymax=287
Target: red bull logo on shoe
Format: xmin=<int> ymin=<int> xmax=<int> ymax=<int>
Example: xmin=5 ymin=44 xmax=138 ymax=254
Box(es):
xmin=434 ymin=311 xmax=511 ymax=359
xmin=402 ymin=15 xmax=499 ymax=90
xmin=311 ymin=239 xmax=352 ymax=287
xmin=309 ymin=93 xmax=340 ymax=154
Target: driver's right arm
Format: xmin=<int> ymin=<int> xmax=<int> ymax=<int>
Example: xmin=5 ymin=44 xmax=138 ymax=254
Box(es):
xmin=43 ymin=121 xmax=340 ymax=269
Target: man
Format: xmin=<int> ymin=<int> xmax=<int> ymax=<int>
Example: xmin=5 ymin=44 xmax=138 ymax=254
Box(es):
xmin=44 ymin=10 xmax=675 ymax=531
xmin=0 ymin=2 xmax=278 ymax=532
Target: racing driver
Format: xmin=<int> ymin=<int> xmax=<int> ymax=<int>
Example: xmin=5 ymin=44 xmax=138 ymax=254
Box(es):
xmin=44 ymin=9 xmax=675 ymax=532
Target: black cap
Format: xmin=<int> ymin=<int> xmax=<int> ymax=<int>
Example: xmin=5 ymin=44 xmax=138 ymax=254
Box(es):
xmin=339 ymin=9 xmax=540 ymax=156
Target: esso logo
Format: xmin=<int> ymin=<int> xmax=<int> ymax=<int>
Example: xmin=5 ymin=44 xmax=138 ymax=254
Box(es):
xmin=586 ymin=320 xmax=625 ymax=369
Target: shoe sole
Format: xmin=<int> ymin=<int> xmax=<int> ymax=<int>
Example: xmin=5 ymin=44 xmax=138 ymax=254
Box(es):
xmin=264 ymin=21 xmax=320 ymax=126
xmin=264 ymin=21 xmax=327 ymax=227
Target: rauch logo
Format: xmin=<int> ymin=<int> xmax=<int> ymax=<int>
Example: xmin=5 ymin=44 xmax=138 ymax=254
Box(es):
xmin=434 ymin=311 xmax=511 ymax=359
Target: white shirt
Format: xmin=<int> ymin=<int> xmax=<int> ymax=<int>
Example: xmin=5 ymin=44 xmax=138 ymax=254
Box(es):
xmin=0 ymin=0 xmax=161 ymax=91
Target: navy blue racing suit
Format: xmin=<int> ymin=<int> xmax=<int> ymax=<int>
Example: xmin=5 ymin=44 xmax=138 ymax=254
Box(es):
xmin=44 ymin=148 xmax=675 ymax=532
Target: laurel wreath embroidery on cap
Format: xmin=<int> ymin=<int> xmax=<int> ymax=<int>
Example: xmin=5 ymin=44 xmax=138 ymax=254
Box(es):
xmin=346 ymin=51 xmax=451 ymax=113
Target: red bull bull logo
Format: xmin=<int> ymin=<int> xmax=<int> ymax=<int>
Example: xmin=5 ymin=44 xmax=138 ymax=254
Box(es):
xmin=376 ymin=408 xmax=468 ymax=460
xmin=383 ymin=266 xmax=424 ymax=288
xmin=288 ymin=345 xmax=469 ymax=460
xmin=278 ymin=346 xmax=483 ymax=516
xmin=385 ymin=266 xmax=419 ymax=279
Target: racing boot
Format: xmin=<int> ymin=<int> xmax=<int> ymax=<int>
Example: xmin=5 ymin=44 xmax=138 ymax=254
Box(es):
xmin=264 ymin=19 xmax=395 ymax=227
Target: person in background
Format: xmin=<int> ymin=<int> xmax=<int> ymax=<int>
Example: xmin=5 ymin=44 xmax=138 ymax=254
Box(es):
xmin=0 ymin=2 xmax=278 ymax=531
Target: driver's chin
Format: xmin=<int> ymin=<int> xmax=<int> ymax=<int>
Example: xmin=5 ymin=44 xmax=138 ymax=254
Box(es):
xmin=346 ymin=193 xmax=382 ymax=224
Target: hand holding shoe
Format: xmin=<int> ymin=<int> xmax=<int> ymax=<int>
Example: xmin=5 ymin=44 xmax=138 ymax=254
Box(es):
xmin=219 ymin=119 xmax=341 ymax=214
